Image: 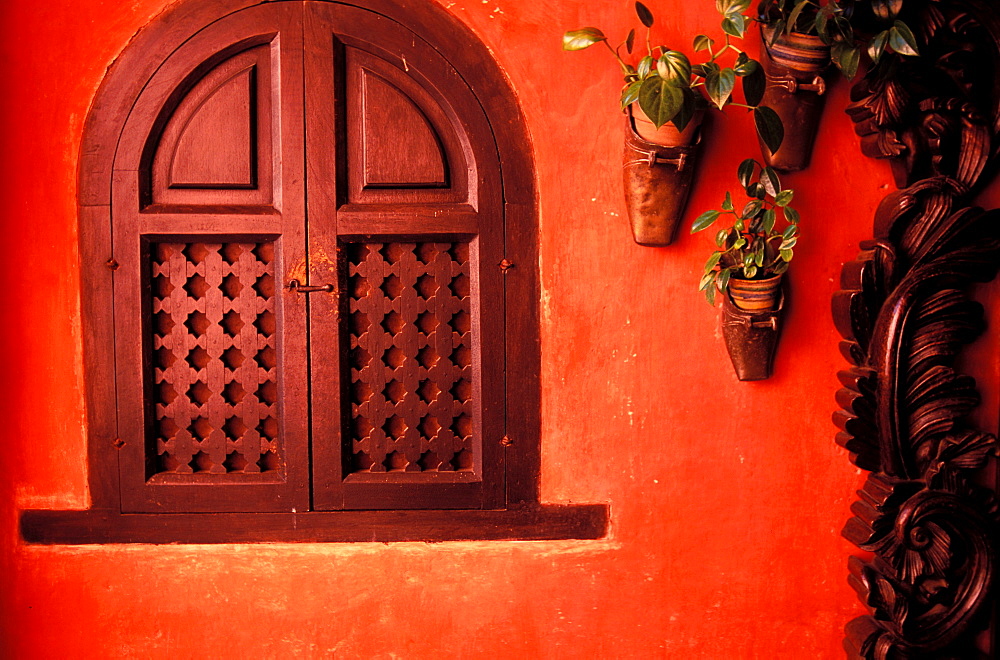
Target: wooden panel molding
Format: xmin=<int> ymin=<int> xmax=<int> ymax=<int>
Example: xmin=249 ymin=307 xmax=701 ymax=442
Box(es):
xmin=165 ymin=67 xmax=257 ymax=189
xmin=360 ymin=70 xmax=448 ymax=189
xmin=834 ymin=0 xmax=1000 ymax=656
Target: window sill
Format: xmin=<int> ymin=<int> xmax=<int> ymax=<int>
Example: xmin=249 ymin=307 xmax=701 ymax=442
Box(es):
xmin=19 ymin=504 xmax=609 ymax=544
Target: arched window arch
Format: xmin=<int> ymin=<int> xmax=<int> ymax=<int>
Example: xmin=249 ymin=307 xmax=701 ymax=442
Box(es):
xmin=22 ymin=0 xmax=606 ymax=542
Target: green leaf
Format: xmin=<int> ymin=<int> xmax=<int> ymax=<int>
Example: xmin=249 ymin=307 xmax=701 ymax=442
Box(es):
xmin=625 ymin=28 xmax=636 ymax=55
xmin=868 ymin=30 xmax=889 ymax=64
xmin=748 ymin=182 xmax=766 ymax=199
xmin=637 ymin=55 xmax=653 ymax=79
xmin=563 ymin=28 xmax=607 ymax=51
xmin=657 ymin=50 xmax=691 ymax=83
xmin=706 ymin=67 xmax=736 ymax=109
xmin=772 ymin=259 xmax=790 ymax=275
xmin=704 ymin=251 xmax=722 ymax=272
xmin=779 ymin=236 xmax=798 ymax=250
xmin=761 ymin=166 xmax=780 ymax=197
xmin=787 ymin=0 xmax=810 ymax=32
xmin=889 ymin=21 xmax=919 ymax=56
xmin=693 ymin=34 xmax=715 ymax=52
xmin=718 ymin=268 xmax=732 ymax=293
xmin=784 ymin=206 xmax=800 ymax=224
xmin=620 ymin=80 xmax=643 ymax=109
xmin=831 ymin=15 xmax=852 ymax=42
xmin=737 ymin=158 xmax=756 ymax=188
xmin=779 ymin=248 xmax=794 ymax=261
xmin=717 ymin=0 xmax=751 ymax=15
xmin=699 ymin=61 xmax=721 ymax=76
xmin=733 ymin=236 xmax=746 ymax=249
xmin=638 ymin=76 xmax=683 ymax=128
xmin=814 ymin=10 xmax=829 ymax=40
xmin=715 ymin=228 xmax=729 ymax=247
xmin=754 ymin=243 xmax=765 ymax=267
xmin=692 ymin=209 xmax=722 ymax=232
xmin=741 ymin=65 xmax=765 ymax=106
xmin=636 ymin=1 xmax=654 ymax=28
xmin=744 ymin=264 xmax=758 ymax=279
xmin=782 ymin=224 xmax=798 ymax=239
xmin=733 ymin=55 xmax=758 ymax=78
xmin=754 ymin=106 xmax=784 ymax=155
xmin=699 ymin=271 xmax=716 ymax=291
xmin=871 ymin=0 xmax=903 ymax=20
xmin=670 ymin=88 xmax=698 ymax=132
xmin=721 ymin=15 xmax=746 ymax=39
xmin=705 ymin=284 xmax=717 ymax=305
xmin=832 ymin=44 xmax=860 ymax=79
xmin=722 ymin=191 xmax=734 ymax=212
xmin=741 ymin=199 xmax=764 ymax=219
xmin=725 ymin=228 xmax=739 ymax=249
xmin=762 ymin=208 xmax=776 ymax=233
xmin=770 ymin=19 xmax=787 ymax=45
xmin=775 ymin=189 xmax=794 ymax=206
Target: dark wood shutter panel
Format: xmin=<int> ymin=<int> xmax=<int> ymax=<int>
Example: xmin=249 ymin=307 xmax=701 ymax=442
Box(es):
xmin=114 ymin=4 xmax=309 ymax=512
xmin=305 ymin=4 xmax=505 ymax=510
xmin=109 ymin=2 xmax=507 ymax=513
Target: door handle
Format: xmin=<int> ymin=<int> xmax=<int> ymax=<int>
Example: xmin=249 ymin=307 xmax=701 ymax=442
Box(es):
xmin=288 ymin=279 xmax=334 ymax=293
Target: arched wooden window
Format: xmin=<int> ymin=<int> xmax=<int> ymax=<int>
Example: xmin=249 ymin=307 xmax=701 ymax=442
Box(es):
xmin=21 ymin=0 xmax=607 ymax=542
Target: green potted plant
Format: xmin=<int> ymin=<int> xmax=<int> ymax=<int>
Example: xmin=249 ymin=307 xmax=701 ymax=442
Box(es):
xmin=754 ymin=0 xmax=921 ymax=171
xmin=563 ymin=0 xmax=783 ymax=246
xmin=691 ymin=158 xmax=799 ymax=379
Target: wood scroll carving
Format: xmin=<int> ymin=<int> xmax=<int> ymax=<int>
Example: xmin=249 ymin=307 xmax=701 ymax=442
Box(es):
xmin=834 ymin=1 xmax=1000 ymax=657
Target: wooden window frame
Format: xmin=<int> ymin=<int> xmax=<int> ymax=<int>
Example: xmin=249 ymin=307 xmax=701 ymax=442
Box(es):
xmin=19 ymin=0 xmax=607 ymax=544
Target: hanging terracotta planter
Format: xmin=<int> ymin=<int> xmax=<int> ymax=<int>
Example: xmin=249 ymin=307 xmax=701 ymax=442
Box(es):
xmin=758 ymin=28 xmax=831 ymax=172
xmin=721 ymin=275 xmax=785 ymax=381
xmin=728 ymin=274 xmax=783 ymax=311
xmin=623 ymin=105 xmax=704 ymax=246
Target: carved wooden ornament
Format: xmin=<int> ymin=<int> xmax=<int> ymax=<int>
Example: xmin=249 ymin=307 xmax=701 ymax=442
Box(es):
xmin=834 ymin=0 xmax=1000 ymax=656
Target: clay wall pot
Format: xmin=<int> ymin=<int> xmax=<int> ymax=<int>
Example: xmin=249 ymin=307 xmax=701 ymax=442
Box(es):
xmin=623 ymin=105 xmax=704 ymax=246
xmin=631 ymin=105 xmax=703 ymax=146
xmin=758 ymin=28 xmax=831 ymax=172
xmin=728 ymin=274 xmax=783 ymax=311
xmin=721 ymin=277 xmax=785 ymax=381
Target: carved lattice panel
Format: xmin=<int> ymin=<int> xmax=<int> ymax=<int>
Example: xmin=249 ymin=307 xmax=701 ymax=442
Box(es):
xmin=345 ymin=241 xmax=475 ymax=474
xmin=150 ymin=241 xmax=280 ymax=477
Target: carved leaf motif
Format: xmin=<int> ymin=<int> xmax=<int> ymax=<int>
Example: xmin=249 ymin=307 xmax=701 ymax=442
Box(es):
xmin=935 ymin=430 xmax=998 ymax=471
xmin=871 ymin=75 xmax=910 ymax=129
xmin=838 ymin=1 xmax=1000 ymax=657
xmin=876 ymin=576 xmax=909 ymax=628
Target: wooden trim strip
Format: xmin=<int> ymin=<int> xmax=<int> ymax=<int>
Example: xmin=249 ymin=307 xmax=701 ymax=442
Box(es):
xmin=20 ymin=504 xmax=609 ymax=544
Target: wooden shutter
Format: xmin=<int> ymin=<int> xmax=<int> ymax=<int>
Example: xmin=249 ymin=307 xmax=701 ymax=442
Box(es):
xmin=303 ymin=4 xmax=505 ymax=510
xmin=113 ymin=4 xmax=309 ymax=512
xmin=110 ymin=2 xmax=504 ymax=513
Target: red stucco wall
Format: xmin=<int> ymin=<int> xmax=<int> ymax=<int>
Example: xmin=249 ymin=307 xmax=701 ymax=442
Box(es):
xmin=2 ymin=0 xmax=997 ymax=658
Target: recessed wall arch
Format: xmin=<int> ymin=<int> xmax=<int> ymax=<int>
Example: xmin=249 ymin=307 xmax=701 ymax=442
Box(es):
xmin=22 ymin=0 xmax=608 ymax=542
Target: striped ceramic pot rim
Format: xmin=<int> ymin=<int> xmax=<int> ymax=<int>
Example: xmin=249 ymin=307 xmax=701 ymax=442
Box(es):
xmin=729 ymin=275 xmax=782 ymax=311
xmin=763 ymin=28 xmax=830 ymax=73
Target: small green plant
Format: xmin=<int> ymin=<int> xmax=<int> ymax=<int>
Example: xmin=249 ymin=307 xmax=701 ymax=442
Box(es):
xmin=563 ymin=0 xmax=783 ymax=153
xmin=756 ymin=0 xmax=920 ymax=78
xmin=691 ymin=158 xmax=800 ymax=304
